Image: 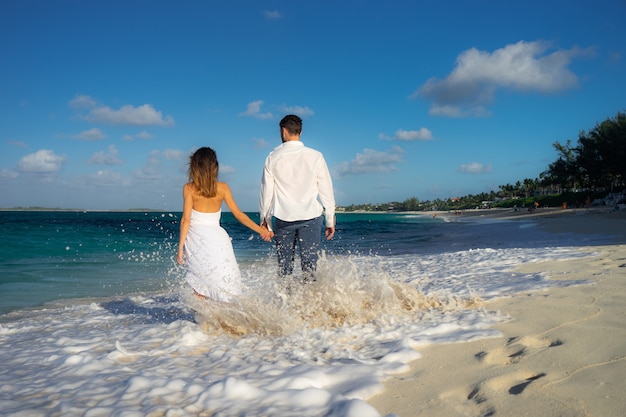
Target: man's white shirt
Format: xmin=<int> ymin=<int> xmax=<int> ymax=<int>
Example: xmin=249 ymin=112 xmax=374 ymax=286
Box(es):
xmin=260 ymin=141 xmax=335 ymax=231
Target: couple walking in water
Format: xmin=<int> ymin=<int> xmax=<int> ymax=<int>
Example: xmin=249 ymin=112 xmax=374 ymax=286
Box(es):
xmin=176 ymin=115 xmax=336 ymax=302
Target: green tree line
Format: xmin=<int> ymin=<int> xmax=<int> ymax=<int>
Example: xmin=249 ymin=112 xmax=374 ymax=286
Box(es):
xmin=340 ymin=111 xmax=626 ymax=212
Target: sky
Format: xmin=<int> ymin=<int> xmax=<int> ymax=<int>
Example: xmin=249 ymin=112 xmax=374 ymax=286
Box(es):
xmin=1 ymin=0 xmax=625 ymax=211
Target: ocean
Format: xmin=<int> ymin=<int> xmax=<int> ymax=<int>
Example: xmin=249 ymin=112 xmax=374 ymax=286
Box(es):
xmin=0 ymin=210 xmax=612 ymax=416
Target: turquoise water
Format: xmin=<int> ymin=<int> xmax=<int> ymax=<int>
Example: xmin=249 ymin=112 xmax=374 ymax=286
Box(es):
xmin=0 ymin=210 xmax=608 ymax=315
xmin=0 ymin=211 xmax=439 ymax=313
xmin=0 ymin=211 xmax=177 ymax=313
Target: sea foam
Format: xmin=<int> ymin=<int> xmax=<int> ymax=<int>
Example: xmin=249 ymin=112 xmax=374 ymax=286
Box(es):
xmin=0 ymin=244 xmax=594 ymax=417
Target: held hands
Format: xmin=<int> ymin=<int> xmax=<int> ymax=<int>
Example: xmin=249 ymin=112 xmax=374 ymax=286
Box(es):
xmin=259 ymin=225 xmax=274 ymax=242
xmin=325 ymin=226 xmax=335 ymax=240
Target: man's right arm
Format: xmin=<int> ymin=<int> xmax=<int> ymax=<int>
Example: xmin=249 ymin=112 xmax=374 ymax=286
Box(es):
xmin=317 ymin=156 xmax=336 ymax=229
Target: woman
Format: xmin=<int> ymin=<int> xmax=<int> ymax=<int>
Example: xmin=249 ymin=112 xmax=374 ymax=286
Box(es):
xmin=177 ymin=147 xmax=272 ymax=302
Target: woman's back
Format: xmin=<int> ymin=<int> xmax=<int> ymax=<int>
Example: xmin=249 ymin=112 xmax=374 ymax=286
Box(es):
xmin=187 ymin=182 xmax=227 ymax=213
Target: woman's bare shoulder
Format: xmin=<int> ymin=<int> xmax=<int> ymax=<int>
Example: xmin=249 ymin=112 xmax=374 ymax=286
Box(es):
xmin=183 ymin=182 xmax=196 ymax=193
xmin=217 ymin=181 xmax=231 ymax=192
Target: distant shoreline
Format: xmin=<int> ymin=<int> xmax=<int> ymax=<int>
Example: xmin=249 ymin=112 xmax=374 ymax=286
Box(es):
xmin=0 ymin=208 xmax=170 ymax=212
xmin=2 ymin=206 xmax=615 ymax=220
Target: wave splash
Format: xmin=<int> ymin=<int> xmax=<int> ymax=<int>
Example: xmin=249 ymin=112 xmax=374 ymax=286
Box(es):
xmin=186 ymin=253 xmax=483 ymax=336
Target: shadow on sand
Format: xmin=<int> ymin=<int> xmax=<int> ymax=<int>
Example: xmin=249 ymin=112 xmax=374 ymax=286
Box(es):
xmin=101 ymin=296 xmax=196 ymax=324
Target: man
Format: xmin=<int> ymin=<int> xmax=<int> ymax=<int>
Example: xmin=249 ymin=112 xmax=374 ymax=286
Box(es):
xmin=260 ymin=114 xmax=336 ymax=279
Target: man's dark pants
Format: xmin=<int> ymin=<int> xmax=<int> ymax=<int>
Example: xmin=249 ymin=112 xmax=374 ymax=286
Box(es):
xmin=274 ymin=216 xmax=323 ymax=278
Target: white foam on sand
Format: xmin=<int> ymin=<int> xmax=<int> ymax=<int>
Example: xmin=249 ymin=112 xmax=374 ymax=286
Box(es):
xmin=0 ymin=246 xmax=594 ymax=417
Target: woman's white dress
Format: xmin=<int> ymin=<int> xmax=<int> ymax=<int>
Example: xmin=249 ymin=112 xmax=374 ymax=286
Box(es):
xmin=184 ymin=209 xmax=242 ymax=302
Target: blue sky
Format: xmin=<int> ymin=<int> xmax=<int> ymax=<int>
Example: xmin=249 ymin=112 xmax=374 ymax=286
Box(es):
xmin=1 ymin=0 xmax=624 ymax=211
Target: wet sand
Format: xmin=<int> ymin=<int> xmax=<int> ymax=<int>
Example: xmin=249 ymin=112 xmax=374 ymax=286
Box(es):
xmin=369 ymin=206 xmax=626 ymax=416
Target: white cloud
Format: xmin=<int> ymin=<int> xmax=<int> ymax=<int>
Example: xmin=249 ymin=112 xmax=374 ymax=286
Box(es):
xmin=7 ymin=140 xmax=27 ymax=147
xmin=414 ymin=40 xmax=593 ymax=117
xmin=162 ymin=149 xmax=185 ymax=161
xmin=238 ymin=101 xmax=314 ymax=120
xmin=459 ymin=162 xmax=493 ymax=174
xmin=379 ymin=128 xmax=433 ymax=141
xmin=133 ymin=150 xmax=163 ymax=181
xmin=278 ymin=105 xmax=314 ymax=118
xmin=135 ymin=130 xmax=154 ymax=139
xmin=429 ymin=104 xmax=491 ymax=118
xmin=334 ymin=147 xmax=404 ymax=177
xmin=17 ymin=149 xmax=66 ymax=173
xmin=87 ymin=169 xmax=130 ymax=187
xmin=88 ymin=145 xmax=123 ymax=165
xmin=69 ymin=94 xmax=97 ymax=109
xmin=123 ymin=130 xmax=155 ymax=141
xmin=253 ymin=138 xmax=271 ymax=149
xmin=132 ymin=149 xmax=185 ymax=182
xmin=220 ymin=165 xmax=235 ymax=174
xmin=73 ymin=128 xmax=106 ymax=141
xmin=1 ymin=168 xmax=19 ymax=179
xmin=239 ymin=100 xmax=273 ymax=119
xmin=85 ymin=104 xmax=175 ymax=126
xmin=263 ymin=10 xmax=282 ymax=19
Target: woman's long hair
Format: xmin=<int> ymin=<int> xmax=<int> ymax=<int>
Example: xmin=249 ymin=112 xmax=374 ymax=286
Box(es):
xmin=188 ymin=147 xmax=218 ymax=198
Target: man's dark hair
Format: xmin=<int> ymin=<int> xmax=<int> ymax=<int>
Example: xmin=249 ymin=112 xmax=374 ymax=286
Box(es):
xmin=279 ymin=114 xmax=302 ymax=136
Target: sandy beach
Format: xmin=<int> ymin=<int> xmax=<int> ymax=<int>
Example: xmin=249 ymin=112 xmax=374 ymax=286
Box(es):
xmin=369 ymin=206 xmax=626 ymax=417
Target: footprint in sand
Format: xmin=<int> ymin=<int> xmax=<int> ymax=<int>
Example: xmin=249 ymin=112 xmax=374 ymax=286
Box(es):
xmin=474 ymin=335 xmax=563 ymax=366
xmin=447 ymin=334 xmax=564 ymax=416
xmin=457 ymin=370 xmax=548 ymax=417
xmin=508 ymin=372 xmax=546 ymax=394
